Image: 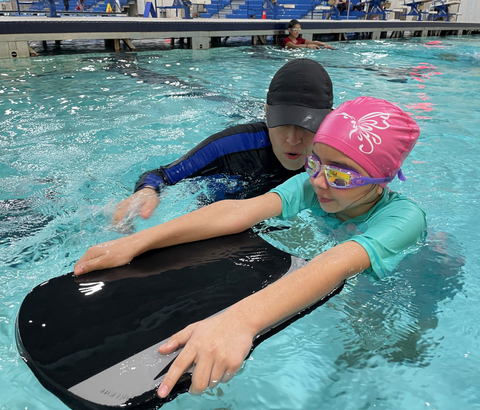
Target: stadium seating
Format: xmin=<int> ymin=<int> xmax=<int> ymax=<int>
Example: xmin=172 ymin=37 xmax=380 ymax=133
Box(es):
xmin=27 ymin=0 xmax=128 ymax=13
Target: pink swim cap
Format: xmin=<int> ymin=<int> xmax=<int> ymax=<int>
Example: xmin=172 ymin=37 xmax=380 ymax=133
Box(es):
xmin=313 ymin=97 xmax=420 ymax=187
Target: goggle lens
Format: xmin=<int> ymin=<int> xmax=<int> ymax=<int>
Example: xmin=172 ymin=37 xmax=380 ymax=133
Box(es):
xmin=305 ymin=156 xmax=318 ymax=176
xmin=325 ymin=168 xmax=352 ymax=187
xmin=305 ymin=155 xmax=397 ymax=189
xmin=305 ymin=155 xmax=359 ymax=189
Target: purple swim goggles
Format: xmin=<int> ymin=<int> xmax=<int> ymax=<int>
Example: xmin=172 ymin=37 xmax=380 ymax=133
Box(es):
xmin=305 ymin=154 xmax=396 ymax=189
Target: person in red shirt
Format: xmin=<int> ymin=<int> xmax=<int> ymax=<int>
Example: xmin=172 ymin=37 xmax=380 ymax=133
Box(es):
xmin=282 ymin=19 xmax=335 ymax=50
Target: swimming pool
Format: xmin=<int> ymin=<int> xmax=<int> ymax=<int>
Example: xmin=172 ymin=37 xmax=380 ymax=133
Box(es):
xmin=1 ymin=36 xmax=479 ymax=409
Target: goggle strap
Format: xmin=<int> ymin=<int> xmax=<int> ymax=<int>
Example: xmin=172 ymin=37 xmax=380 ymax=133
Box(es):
xmin=397 ymin=169 xmax=406 ymax=182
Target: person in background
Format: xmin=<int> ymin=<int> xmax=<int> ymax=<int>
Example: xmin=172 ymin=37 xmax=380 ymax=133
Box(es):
xmin=282 ymin=19 xmax=335 ymax=50
xmin=336 ymin=0 xmax=347 ymax=14
xmin=75 ymin=96 xmax=426 ymax=398
xmin=63 ymin=0 xmax=69 ymax=11
xmin=47 ymin=0 xmax=58 ymax=15
xmin=113 ymin=59 xmax=334 ymax=224
xmin=75 ymin=0 xmax=85 ymax=11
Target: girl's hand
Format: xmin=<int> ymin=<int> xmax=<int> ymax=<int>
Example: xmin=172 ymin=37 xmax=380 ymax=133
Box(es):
xmin=74 ymin=235 xmax=140 ymax=275
xmin=157 ymin=309 xmax=256 ymax=397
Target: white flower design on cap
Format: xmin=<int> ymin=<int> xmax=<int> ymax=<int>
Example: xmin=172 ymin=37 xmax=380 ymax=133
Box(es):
xmin=336 ymin=112 xmax=391 ymax=154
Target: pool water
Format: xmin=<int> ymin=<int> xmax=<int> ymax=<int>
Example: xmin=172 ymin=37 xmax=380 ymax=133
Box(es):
xmin=1 ymin=36 xmax=480 ymax=410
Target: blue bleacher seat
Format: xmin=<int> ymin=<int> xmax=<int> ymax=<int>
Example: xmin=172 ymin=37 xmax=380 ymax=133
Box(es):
xmin=202 ymin=0 xmax=331 ymax=19
xmin=28 ymin=0 xmax=109 ymax=12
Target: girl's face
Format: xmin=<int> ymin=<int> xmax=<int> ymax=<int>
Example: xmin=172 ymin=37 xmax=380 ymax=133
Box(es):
xmin=309 ymin=143 xmax=383 ymax=221
xmin=289 ymin=24 xmax=301 ymax=38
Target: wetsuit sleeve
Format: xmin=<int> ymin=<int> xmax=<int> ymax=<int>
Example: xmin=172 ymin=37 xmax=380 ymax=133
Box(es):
xmin=134 ymin=170 xmax=166 ymax=193
xmin=134 ymin=123 xmax=271 ymax=193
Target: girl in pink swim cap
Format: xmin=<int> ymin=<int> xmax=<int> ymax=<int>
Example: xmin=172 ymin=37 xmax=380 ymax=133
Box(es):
xmin=75 ymin=97 xmax=426 ymax=400
xmin=304 ymin=96 xmax=421 ymax=220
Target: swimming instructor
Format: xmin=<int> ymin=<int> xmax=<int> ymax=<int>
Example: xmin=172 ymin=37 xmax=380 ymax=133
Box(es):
xmin=114 ymin=59 xmax=334 ymax=223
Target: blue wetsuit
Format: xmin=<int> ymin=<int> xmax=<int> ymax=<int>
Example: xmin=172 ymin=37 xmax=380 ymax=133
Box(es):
xmin=134 ymin=122 xmax=302 ymax=200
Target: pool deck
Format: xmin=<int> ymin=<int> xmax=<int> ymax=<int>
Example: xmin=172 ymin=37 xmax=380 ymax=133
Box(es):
xmin=1 ymin=15 xmax=480 ymax=58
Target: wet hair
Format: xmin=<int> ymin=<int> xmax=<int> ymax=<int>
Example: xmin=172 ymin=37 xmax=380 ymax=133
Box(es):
xmin=288 ymin=19 xmax=300 ymax=30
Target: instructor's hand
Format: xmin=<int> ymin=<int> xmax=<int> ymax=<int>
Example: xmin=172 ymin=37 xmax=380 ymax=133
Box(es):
xmin=113 ymin=188 xmax=159 ymax=223
xmin=74 ymin=236 xmax=140 ymax=276
xmin=157 ymin=310 xmax=256 ymax=398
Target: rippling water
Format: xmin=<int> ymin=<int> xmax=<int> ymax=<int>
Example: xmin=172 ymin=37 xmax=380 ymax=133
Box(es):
xmin=1 ymin=35 xmax=479 ymax=409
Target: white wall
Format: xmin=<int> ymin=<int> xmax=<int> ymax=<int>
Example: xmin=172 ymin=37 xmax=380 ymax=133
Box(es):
xmin=458 ymin=0 xmax=480 ymax=22
xmin=388 ymin=0 xmax=406 ymax=9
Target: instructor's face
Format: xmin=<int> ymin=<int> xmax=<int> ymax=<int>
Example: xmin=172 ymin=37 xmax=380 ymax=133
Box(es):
xmin=268 ymin=125 xmax=315 ymax=171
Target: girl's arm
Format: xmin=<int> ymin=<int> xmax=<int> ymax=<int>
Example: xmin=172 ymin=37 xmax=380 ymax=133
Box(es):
xmin=285 ymin=40 xmax=318 ymax=50
xmin=157 ymin=240 xmax=371 ymax=397
xmin=74 ymin=193 xmax=283 ymax=275
xmin=305 ymin=39 xmax=335 ymax=50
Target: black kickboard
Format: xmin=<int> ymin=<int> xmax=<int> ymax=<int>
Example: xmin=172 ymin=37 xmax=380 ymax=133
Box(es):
xmin=16 ymin=229 xmax=341 ymax=410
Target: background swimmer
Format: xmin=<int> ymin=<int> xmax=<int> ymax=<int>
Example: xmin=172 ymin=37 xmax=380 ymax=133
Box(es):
xmin=282 ymin=19 xmax=335 ymax=50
